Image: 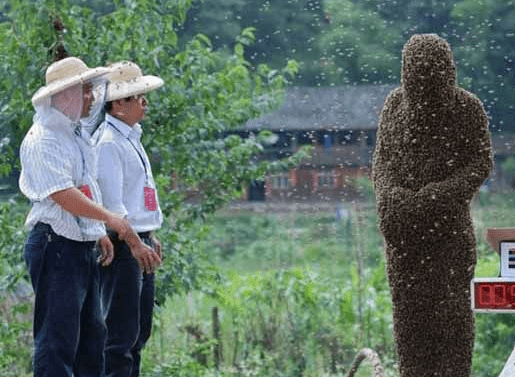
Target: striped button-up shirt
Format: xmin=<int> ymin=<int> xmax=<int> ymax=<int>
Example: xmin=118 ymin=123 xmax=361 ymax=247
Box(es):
xmin=19 ymin=107 xmax=106 ymax=242
xmin=94 ymin=114 xmax=163 ymax=233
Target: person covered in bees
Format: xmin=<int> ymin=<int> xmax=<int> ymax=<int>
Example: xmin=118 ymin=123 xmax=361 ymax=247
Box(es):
xmin=372 ymin=34 xmax=492 ymax=376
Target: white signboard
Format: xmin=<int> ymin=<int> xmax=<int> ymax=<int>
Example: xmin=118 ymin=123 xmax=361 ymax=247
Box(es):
xmin=500 ymin=242 xmax=515 ymax=277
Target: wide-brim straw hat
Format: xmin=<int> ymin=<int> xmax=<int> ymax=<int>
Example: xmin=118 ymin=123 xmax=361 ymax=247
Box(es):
xmin=106 ymin=61 xmax=164 ymax=102
xmin=32 ymin=57 xmax=110 ymax=106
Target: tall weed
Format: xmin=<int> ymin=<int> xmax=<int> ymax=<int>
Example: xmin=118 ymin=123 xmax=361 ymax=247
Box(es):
xmin=143 ymin=192 xmax=515 ymax=376
xmin=145 ymin=206 xmax=397 ymax=376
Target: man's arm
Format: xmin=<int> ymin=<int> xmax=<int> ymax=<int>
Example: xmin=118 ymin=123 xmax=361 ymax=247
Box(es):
xmin=50 ymin=187 xmax=118 ymax=224
xmin=50 ymin=187 xmax=161 ymax=272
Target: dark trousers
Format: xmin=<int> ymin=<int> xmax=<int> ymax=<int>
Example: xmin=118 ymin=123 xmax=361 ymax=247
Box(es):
xmin=24 ymin=222 xmax=106 ymax=377
xmin=101 ymin=233 xmax=155 ymax=377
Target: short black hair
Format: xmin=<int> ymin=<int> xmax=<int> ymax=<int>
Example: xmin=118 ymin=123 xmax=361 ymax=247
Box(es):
xmin=104 ymin=97 xmax=133 ymax=112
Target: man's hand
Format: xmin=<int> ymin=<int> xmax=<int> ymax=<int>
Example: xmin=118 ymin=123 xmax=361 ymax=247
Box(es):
xmin=127 ymin=239 xmax=161 ymax=274
xmin=97 ymin=235 xmax=114 ymax=266
xmin=105 ymin=215 xmax=131 ymax=240
xmin=105 ymin=215 xmax=161 ymax=273
xmin=151 ymin=235 xmax=162 ymax=260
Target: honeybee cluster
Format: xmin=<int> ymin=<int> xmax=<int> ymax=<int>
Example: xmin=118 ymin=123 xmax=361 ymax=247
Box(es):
xmin=373 ymin=34 xmax=493 ymax=377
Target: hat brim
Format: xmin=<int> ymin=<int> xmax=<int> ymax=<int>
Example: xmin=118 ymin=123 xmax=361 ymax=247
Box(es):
xmin=106 ymin=75 xmax=164 ymax=102
xmin=32 ymin=67 xmax=111 ymax=106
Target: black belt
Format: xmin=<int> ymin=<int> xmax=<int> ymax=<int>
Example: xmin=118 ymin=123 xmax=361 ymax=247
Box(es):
xmin=33 ymin=222 xmax=96 ymax=246
xmin=138 ymin=231 xmax=151 ymax=239
xmin=108 ymin=230 xmax=152 ymax=244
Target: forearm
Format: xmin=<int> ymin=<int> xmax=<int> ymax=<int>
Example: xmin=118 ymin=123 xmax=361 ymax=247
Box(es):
xmin=51 ymin=187 xmax=160 ymax=272
xmin=50 ymin=187 xmax=121 ymax=228
xmin=418 ymin=164 xmax=490 ymax=204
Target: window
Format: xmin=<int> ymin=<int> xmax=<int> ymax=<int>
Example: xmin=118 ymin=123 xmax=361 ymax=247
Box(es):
xmin=317 ymin=170 xmax=335 ymax=188
xmin=269 ymin=173 xmax=290 ymax=189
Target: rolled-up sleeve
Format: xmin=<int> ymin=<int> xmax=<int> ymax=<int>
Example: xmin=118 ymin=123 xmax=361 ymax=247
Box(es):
xmin=97 ymin=142 xmax=128 ymax=217
xmin=19 ymin=137 xmax=75 ymax=201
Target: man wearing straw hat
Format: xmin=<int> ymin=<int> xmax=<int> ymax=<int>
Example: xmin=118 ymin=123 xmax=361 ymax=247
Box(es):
xmin=94 ymin=61 xmax=164 ymax=377
xmin=19 ymin=57 xmax=161 ymax=377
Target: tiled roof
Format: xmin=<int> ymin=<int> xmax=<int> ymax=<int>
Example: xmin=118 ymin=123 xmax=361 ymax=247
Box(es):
xmin=243 ymin=84 xmax=396 ymax=131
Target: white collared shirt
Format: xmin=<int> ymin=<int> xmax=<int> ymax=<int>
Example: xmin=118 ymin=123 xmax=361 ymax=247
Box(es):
xmin=19 ymin=107 xmax=106 ymax=242
xmin=95 ymin=114 xmax=163 ymax=233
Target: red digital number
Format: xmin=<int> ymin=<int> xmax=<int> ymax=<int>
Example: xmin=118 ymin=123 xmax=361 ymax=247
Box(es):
xmin=494 ymin=284 xmax=507 ymax=306
xmin=478 ymin=285 xmax=491 ymax=307
xmin=475 ymin=281 xmax=515 ymax=310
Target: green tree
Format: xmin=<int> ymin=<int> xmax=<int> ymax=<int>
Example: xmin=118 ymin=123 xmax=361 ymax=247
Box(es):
xmin=318 ymin=0 xmax=463 ymax=85
xmin=174 ymin=0 xmax=515 ymax=133
xmin=0 ymin=0 xmax=305 ymax=300
xmin=450 ymin=0 xmax=515 ymax=133
xmin=178 ymin=0 xmax=326 ymax=85
xmin=318 ymin=0 xmax=401 ymax=85
xmin=319 ymin=0 xmax=515 ymax=132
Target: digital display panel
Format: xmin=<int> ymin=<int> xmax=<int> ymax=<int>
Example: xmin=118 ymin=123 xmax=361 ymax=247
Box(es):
xmin=471 ymin=278 xmax=515 ymax=312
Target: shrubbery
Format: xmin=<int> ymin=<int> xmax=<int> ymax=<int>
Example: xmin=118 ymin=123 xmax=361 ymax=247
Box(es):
xmin=0 ymin=196 xmax=32 ymax=377
xmin=3 ymin=183 xmax=515 ymax=376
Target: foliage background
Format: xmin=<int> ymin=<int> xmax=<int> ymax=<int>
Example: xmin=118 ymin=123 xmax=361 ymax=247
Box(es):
xmin=2 ymin=190 xmax=515 ymax=376
xmin=178 ymin=0 xmax=515 ymax=133
xmin=0 ymin=0 xmax=308 ymax=299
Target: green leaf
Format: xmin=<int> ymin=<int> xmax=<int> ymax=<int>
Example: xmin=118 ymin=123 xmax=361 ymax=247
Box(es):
xmin=339 ymin=289 xmax=355 ymax=324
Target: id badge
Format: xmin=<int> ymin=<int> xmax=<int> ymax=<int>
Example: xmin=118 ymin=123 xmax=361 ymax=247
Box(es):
xmin=144 ymin=186 xmax=157 ymax=211
xmin=79 ymin=184 xmax=93 ymax=200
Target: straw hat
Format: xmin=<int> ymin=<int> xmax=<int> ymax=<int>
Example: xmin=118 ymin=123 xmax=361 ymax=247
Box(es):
xmin=32 ymin=57 xmax=110 ymax=106
xmin=106 ymin=61 xmax=164 ymax=102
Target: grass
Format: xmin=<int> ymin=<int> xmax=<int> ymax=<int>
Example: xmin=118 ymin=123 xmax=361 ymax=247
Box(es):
xmin=141 ymin=203 xmax=396 ymax=376
xmin=3 ymin=191 xmax=515 ymax=376
xmin=140 ymin=194 xmax=515 ymax=376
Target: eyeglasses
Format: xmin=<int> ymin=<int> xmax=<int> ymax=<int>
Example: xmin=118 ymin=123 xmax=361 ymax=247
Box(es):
xmin=132 ymin=94 xmax=146 ymax=101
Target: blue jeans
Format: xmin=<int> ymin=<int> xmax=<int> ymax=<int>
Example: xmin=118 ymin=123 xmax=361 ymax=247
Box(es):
xmin=101 ymin=233 xmax=155 ymax=377
xmin=24 ymin=222 xmax=106 ymax=377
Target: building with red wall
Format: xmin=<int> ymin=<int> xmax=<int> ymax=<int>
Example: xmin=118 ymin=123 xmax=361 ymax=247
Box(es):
xmin=242 ymin=85 xmax=395 ymax=202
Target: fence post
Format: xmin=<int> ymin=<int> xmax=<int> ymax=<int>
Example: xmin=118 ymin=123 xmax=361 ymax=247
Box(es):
xmin=212 ymin=306 xmax=223 ymax=369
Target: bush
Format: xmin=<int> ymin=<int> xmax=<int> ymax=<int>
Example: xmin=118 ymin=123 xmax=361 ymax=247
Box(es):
xmin=0 ymin=197 xmax=32 ymax=376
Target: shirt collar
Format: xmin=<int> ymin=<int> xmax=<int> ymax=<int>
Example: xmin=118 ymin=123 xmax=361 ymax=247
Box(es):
xmin=105 ymin=113 xmax=142 ymax=139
